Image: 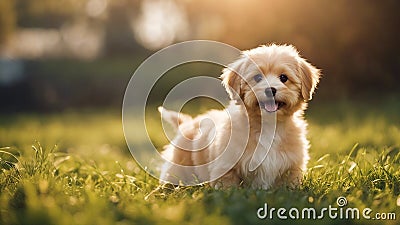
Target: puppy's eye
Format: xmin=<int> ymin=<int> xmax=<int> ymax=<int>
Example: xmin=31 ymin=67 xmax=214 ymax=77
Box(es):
xmin=279 ymin=74 xmax=288 ymax=83
xmin=253 ymin=74 xmax=263 ymax=83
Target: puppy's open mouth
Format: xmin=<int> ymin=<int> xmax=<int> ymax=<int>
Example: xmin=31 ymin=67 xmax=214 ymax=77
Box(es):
xmin=259 ymin=100 xmax=285 ymax=113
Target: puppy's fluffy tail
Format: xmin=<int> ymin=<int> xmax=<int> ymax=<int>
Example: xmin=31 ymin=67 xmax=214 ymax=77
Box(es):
xmin=158 ymin=106 xmax=192 ymax=130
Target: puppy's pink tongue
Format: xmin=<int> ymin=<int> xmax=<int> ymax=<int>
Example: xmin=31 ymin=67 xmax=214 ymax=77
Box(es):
xmin=264 ymin=101 xmax=278 ymax=112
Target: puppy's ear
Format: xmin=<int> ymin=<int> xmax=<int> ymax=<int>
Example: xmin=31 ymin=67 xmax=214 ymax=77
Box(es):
xmin=298 ymin=58 xmax=321 ymax=101
xmin=220 ymin=58 xmax=246 ymax=102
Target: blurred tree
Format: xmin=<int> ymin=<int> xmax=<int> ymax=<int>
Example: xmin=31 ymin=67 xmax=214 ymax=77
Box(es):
xmin=103 ymin=0 xmax=147 ymax=56
xmin=15 ymin=0 xmax=79 ymax=28
xmin=0 ymin=0 xmax=16 ymax=45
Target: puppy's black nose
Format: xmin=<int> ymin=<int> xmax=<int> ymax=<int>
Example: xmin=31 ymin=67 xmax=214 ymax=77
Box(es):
xmin=265 ymin=87 xmax=276 ymax=97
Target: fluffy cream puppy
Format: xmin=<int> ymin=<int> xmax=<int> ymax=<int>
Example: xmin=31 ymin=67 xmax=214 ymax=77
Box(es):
xmin=159 ymin=44 xmax=321 ymax=189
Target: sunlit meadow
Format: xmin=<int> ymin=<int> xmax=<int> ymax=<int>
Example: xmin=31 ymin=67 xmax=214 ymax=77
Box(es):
xmin=0 ymin=99 xmax=399 ymax=225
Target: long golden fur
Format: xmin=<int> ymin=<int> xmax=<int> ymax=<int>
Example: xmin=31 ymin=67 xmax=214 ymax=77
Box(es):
xmin=159 ymin=44 xmax=321 ymax=189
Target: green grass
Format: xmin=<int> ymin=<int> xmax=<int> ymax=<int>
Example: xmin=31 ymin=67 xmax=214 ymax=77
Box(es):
xmin=0 ymin=99 xmax=399 ymax=225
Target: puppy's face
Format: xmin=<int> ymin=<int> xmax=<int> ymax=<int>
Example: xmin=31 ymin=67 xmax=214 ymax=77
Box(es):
xmin=221 ymin=44 xmax=320 ymax=118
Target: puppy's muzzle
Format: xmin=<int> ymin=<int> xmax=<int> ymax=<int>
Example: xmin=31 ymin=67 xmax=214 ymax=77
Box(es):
xmin=261 ymin=87 xmax=286 ymax=113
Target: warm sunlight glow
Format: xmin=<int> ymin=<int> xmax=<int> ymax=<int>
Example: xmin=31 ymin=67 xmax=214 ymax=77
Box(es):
xmin=86 ymin=0 xmax=108 ymax=18
xmin=132 ymin=0 xmax=188 ymax=50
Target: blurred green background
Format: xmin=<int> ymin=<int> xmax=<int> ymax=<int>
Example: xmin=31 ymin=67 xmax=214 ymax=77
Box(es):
xmin=0 ymin=0 xmax=399 ymax=112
